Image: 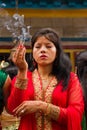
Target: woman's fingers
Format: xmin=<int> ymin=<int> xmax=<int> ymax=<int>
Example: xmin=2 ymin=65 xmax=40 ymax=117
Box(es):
xmin=13 ymin=104 xmax=25 ymax=117
xmin=13 ymin=101 xmax=41 ymax=117
xmin=12 ymin=44 xmax=27 ymax=70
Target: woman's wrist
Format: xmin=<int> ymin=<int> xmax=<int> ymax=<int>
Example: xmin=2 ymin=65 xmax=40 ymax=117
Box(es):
xmin=39 ymin=101 xmax=60 ymax=121
xmin=17 ymin=70 xmax=27 ymax=79
xmin=38 ymin=101 xmax=50 ymax=114
xmin=15 ymin=77 xmax=28 ymax=89
xmin=36 ymin=101 xmax=47 ymax=113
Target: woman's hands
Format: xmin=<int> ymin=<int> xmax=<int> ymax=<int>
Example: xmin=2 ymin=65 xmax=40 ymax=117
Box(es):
xmin=12 ymin=43 xmax=28 ymax=72
xmin=12 ymin=100 xmax=60 ymax=121
xmin=13 ymin=100 xmax=46 ymax=117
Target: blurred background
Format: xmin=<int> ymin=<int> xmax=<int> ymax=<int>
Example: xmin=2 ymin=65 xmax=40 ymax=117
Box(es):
xmin=0 ymin=0 xmax=87 ymax=71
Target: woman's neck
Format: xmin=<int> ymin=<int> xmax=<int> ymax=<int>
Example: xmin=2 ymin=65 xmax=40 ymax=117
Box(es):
xmin=37 ymin=65 xmax=52 ymax=78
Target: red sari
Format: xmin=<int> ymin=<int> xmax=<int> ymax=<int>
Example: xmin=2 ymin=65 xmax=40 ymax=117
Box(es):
xmin=7 ymin=70 xmax=84 ymax=130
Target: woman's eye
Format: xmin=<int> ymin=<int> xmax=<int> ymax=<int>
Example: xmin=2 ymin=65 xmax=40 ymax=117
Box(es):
xmin=35 ymin=46 xmax=40 ymax=48
xmin=46 ymin=46 xmax=52 ymax=48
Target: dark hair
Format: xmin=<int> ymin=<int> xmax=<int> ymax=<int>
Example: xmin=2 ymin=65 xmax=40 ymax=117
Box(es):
xmin=30 ymin=28 xmax=72 ymax=90
xmin=76 ymin=50 xmax=87 ymax=125
xmin=76 ymin=51 xmax=87 ymax=80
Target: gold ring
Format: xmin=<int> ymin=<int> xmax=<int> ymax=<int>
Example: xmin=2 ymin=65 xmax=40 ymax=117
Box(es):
xmin=21 ymin=110 xmax=24 ymax=113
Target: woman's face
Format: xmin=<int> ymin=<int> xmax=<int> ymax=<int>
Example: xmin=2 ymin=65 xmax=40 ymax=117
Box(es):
xmin=33 ymin=36 xmax=57 ymax=66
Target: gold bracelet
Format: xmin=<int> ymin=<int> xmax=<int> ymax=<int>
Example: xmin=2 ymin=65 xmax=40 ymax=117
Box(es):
xmin=45 ymin=103 xmax=60 ymax=120
xmin=45 ymin=103 xmax=51 ymax=116
xmin=15 ymin=78 xmax=28 ymax=89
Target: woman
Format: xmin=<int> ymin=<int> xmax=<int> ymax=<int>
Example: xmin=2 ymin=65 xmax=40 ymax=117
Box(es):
xmin=76 ymin=50 xmax=87 ymax=129
xmin=0 ymin=69 xmax=11 ymax=130
xmin=2 ymin=47 xmax=18 ymax=80
xmin=7 ymin=28 xmax=84 ymax=130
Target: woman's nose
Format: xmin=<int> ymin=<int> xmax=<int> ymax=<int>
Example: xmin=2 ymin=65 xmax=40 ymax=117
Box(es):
xmin=40 ymin=46 xmax=46 ymax=53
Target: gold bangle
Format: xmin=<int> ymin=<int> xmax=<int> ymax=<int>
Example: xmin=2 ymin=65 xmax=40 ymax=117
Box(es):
xmin=15 ymin=78 xmax=28 ymax=89
xmin=45 ymin=103 xmax=51 ymax=116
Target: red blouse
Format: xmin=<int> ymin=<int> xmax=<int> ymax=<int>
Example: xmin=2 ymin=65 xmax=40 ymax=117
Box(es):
xmin=7 ymin=71 xmax=84 ymax=130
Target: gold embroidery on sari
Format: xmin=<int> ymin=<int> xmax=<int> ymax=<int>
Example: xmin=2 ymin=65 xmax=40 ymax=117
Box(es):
xmin=32 ymin=69 xmax=57 ymax=130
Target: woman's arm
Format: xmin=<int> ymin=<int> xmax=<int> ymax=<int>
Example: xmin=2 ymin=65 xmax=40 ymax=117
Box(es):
xmin=44 ymin=74 xmax=84 ymax=126
xmin=7 ymin=44 xmax=30 ymax=113
xmin=10 ymin=74 xmax=84 ymax=124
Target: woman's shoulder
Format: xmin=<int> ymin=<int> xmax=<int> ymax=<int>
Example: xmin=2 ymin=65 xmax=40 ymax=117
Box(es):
xmin=0 ymin=70 xmax=8 ymax=87
xmin=70 ymin=72 xmax=78 ymax=80
xmin=27 ymin=70 xmax=32 ymax=76
xmin=0 ymin=69 xmax=8 ymax=80
xmin=0 ymin=69 xmax=7 ymax=75
xmin=68 ymin=72 xmax=80 ymax=86
xmin=67 ymin=72 xmax=82 ymax=92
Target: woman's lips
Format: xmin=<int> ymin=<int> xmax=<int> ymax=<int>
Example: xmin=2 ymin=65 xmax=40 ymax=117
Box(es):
xmin=40 ymin=55 xmax=48 ymax=59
